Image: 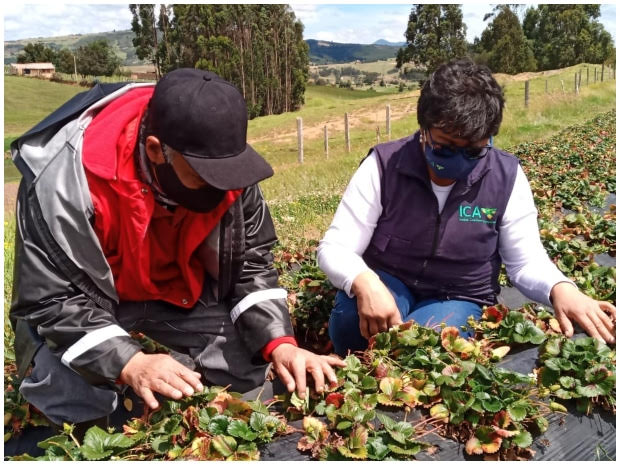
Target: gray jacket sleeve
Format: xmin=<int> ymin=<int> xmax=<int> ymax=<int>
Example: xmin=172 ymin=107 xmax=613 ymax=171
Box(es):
xmin=227 ymin=184 xmax=295 ymax=361
xmin=10 ymin=181 xmax=142 ymax=387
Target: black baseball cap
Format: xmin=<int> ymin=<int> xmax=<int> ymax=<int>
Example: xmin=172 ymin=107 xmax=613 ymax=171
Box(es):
xmin=149 ymin=68 xmax=273 ymax=190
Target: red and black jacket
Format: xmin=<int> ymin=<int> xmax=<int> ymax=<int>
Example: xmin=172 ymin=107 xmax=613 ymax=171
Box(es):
xmin=10 ymin=82 xmax=295 ymax=387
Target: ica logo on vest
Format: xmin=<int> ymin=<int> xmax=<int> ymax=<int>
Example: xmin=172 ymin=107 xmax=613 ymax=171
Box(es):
xmin=458 ymin=204 xmax=497 ymax=224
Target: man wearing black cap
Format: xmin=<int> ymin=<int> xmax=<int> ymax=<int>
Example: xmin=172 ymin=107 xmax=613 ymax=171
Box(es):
xmin=9 ymin=68 xmax=344 ymax=429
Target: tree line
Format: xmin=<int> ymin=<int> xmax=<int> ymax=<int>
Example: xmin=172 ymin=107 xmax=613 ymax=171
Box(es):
xmin=130 ymin=4 xmax=308 ymax=118
xmin=16 ymin=40 xmax=121 ymax=77
xmin=13 ymin=4 xmax=614 ymax=119
xmin=397 ymin=4 xmax=615 ymax=75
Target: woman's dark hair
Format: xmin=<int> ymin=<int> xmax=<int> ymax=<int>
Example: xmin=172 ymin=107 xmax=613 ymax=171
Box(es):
xmin=417 ymin=59 xmax=504 ymax=141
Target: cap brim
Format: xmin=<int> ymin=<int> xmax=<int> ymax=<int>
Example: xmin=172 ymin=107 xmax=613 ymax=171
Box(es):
xmin=183 ymin=144 xmax=274 ymax=190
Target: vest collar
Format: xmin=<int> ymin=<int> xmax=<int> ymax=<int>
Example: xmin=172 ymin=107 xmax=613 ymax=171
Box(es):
xmin=395 ymin=130 xmax=493 ymax=191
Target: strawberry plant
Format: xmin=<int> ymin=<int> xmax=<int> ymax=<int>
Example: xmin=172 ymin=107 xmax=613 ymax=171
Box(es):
xmin=562 ymin=209 xmax=616 ymax=257
xmin=511 ymin=111 xmax=616 ymax=303
xmin=469 ymin=304 xmax=563 ymax=346
xmin=286 ymin=321 xmax=554 ymax=459
xmin=10 ymin=386 xmax=293 ymax=460
xmin=287 ymin=353 xmax=432 ymax=460
xmin=537 ymin=335 xmax=616 ymax=415
xmin=515 ymin=111 xmax=616 ymax=219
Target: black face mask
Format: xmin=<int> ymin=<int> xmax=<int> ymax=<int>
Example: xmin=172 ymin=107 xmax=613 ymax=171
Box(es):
xmin=153 ymin=162 xmax=226 ymax=213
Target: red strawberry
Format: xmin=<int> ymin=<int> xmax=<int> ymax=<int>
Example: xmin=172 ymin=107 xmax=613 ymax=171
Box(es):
xmin=325 ymin=392 xmax=344 ymax=408
xmin=374 ymin=363 xmax=389 ymax=379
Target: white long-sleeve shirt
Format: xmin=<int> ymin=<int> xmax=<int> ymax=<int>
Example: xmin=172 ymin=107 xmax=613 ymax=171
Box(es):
xmin=317 ymin=150 xmax=571 ymax=306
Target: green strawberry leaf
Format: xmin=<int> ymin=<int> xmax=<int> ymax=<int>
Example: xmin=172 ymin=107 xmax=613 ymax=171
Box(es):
xmin=559 ymin=376 xmax=577 ymax=389
xmin=507 ymin=402 xmax=528 ymax=422
xmin=385 ymin=421 xmax=415 ymax=444
xmin=150 ymin=436 xmax=172 ymax=454
xmin=336 ymin=420 xmax=353 ymax=430
xmin=481 ymin=398 xmax=503 ymax=413
xmin=227 ymin=419 xmax=258 ymax=441
xmin=208 ymin=415 xmax=231 ymax=435
xmin=576 ymin=383 xmax=607 ymax=398
xmin=367 ymin=436 xmax=390 ymax=460
xmin=361 ymin=376 xmax=378 ymax=391
xmin=387 ymin=442 xmax=423 ymax=456
xmin=512 ymin=430 xmax=533 ymax=448
xmin=80 ymin=426 xmax=134 ymax=460
xmin=210 ymin=435 xmax=237 ymax=457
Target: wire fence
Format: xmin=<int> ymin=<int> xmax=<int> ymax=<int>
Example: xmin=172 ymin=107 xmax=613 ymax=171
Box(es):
xmin=509 ymin=64 xmax=616 ymax=108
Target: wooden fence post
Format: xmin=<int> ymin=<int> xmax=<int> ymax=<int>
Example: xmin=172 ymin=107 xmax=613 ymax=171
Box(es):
xmin=578 ymin=69 xmax=582 ymax=88
xmin=524 ymin=80 xmax=529 ymax=107
xmin=324 ymin=125 xmax=329 ymax=158
xmin=586 ymin=67 xmax=589 ymax=86
xmin=601 ymin=62 xmax=604 ymax=82
xmin=560 ymin=79 xmax=565 ymax=94
xmin=574 ymin=73 xmax=579 ymax=95
xmin=297 ymin=117 xmax=303 ymax=164
xmin=344 ymin=112 xmax=351 ymax=153
xmin=594 ymin=68 xmax=597 ymax=82
xmin=545 ymin=79 xmax=548 ymax=94
xmin=386 ymin=104 xmax=391 ymax=140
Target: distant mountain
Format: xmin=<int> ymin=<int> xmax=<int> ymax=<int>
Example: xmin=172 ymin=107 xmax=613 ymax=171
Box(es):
xmin=5 ymin=31 xmax=400 ymax=67
xmin=373 ymin=39 xmax=406 ymax=47
xmin=306 ymin=39 xmax=399 ymax=64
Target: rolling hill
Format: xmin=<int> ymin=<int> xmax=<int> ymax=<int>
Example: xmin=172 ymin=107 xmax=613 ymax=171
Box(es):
xmin=306 ymin=39 xmax=400 ymax=64
xmin=5 ymin=31 xmax=401 ymax=66
xmin=4 ymin=30 xmax=142 ymax=65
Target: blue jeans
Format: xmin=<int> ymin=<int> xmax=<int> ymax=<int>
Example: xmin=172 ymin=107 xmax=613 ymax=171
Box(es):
xmin=328 ymin=269 xmax=482 ymax=356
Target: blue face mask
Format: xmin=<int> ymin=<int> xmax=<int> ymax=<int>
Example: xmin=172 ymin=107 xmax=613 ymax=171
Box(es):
xmin=423 ymin=131 xmax=493 ymax=181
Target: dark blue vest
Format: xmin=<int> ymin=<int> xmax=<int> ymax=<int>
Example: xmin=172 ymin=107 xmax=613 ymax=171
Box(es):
xmin=362 ymin=132 xmax=519 ymax=306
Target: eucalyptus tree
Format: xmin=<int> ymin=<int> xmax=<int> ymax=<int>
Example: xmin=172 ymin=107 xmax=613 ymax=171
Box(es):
xmin=476 ymin=5 xmax=537 ymax=73
xmin=523 ymin=5 xmax=614 ymax=70
xmin=396 ymin=4 xmax=468 ymax=73
xmin=130 ymin=4 xmax=308 ymax=117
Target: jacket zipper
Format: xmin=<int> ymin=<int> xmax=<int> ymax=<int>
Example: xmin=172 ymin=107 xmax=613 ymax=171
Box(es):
xmin=412 ymin=179 xmax=471 ymax=291
xmin=414 ymin=213 xmax=442 ymax=286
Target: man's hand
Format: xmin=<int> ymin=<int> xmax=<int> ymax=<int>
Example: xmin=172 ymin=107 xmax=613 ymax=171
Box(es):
xmin=271 ymin=344 xmax=346 ymax=399
xmin=352 ymin=270 xmax=402 ymax=339
xmin=119 ymin=352 xmax=203 ymax=409
xmin=550 ymin=282 xmax=616 ymax=344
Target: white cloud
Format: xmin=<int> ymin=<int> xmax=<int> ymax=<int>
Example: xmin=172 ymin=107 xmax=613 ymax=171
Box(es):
xmin=599 ymin=4 xmax=616 ymax=43
xmin=290 ymin=4 xmax=319 ymax=25
xmin=315 ymin=31 xmax=336 ymax=42
xmin=461 ymin=4 xmax=493 ymax=42
xmin=294 ymin=5 xmax=410 ymax=44
xmin=4 ymin=4 xmax=133 ymax=41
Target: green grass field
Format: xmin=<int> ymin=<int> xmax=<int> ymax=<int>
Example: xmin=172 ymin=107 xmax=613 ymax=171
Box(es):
xmin=4 ymin=75 xmax=84 ymax=136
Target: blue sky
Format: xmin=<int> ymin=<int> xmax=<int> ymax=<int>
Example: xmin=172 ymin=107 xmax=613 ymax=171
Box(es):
xmin=3 ymin=3 xmax=617 ymax=45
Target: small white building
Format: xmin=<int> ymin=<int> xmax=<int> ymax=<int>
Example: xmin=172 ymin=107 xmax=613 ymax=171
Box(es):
xmin=10 ymin=62 xmax=55 ymax=78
